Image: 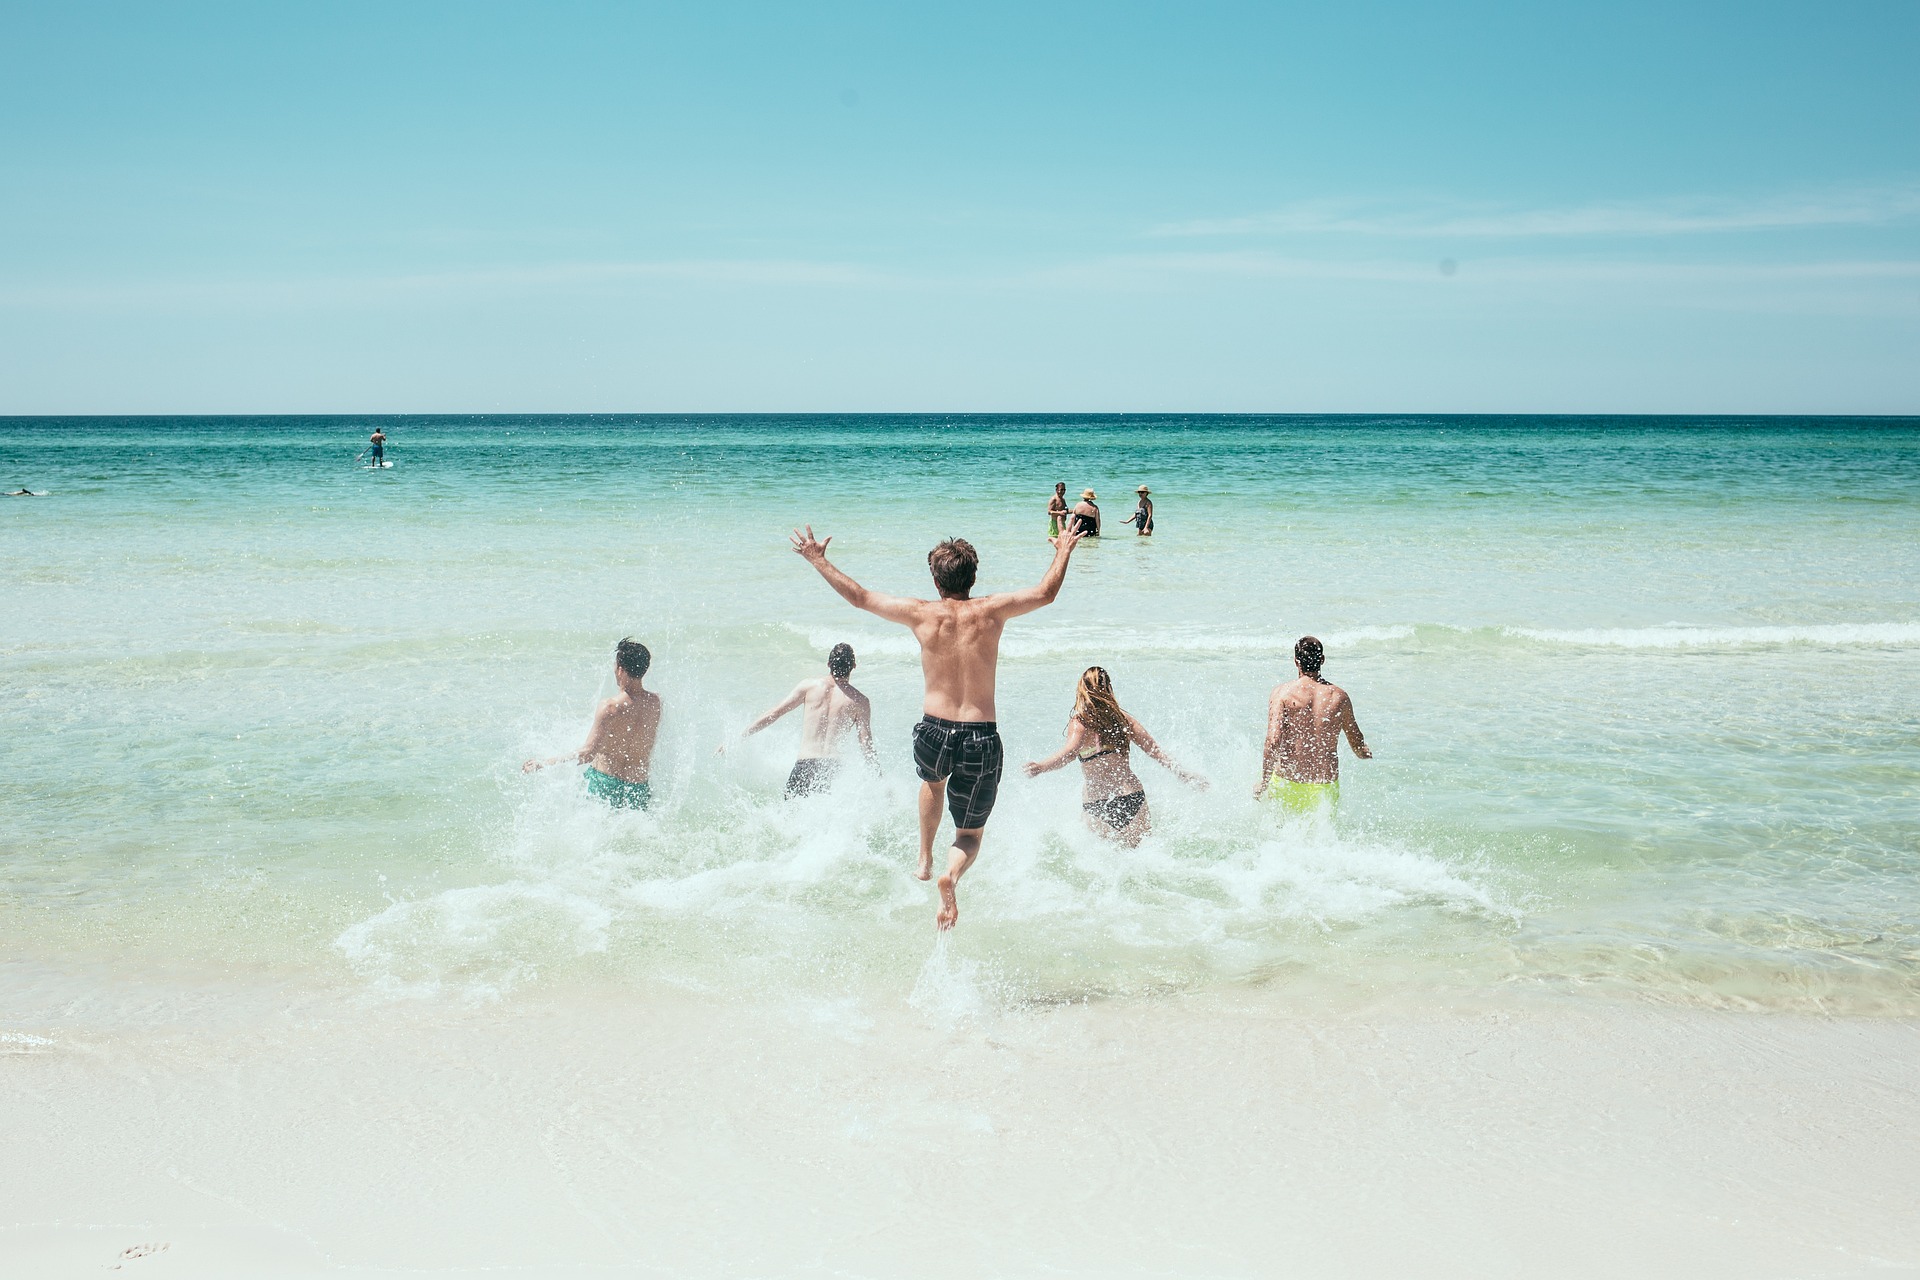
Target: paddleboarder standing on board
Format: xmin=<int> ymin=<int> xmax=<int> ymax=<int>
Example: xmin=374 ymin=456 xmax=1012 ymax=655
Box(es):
xmin=368 ymin=428 xmax=387 ymax=467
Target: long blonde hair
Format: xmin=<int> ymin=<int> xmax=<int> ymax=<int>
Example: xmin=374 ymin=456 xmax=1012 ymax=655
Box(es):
xmin=1073 ymin=666 xmax=1130 ymax=747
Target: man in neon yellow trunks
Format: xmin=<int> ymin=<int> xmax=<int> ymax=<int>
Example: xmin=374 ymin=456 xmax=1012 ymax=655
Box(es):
xmin=1256 ymin=635 xmax=1371 ymax=813
xmin=524 ymin=638 xmax=661 ymax=810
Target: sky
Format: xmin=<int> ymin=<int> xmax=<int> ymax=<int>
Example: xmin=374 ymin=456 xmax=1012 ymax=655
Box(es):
xmin=2 ymin=0 xmax=1917 ymax=413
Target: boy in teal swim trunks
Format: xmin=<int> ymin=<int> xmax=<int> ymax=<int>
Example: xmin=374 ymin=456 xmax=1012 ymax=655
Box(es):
xmin=523 ymin=638 xmax=662 ymax=810
xmin=1256 ymin=635 xmax=1371 ymax=812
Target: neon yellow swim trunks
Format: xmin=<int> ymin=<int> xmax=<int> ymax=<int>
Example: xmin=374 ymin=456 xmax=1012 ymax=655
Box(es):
xmin=1264 ymin=776 xmax=1338 ymax=814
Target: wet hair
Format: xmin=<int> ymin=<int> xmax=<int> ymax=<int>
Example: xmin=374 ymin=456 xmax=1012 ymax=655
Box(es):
xmin=927 ymin=538 xmax=978 ymax=597
xmin=1073 ymin=666 xmax=1130 ymax=747
xmin=615 ymin=638 xmax=651 ymax=680
xmin=828 ymin=643 xmax=855 ymax=679
xmin=1295 ymin=635 xmax=1324 ymax=676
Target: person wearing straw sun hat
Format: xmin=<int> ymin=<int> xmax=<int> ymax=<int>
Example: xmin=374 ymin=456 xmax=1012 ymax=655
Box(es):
xmin=1127 ymin=485 xmax=1154 ymax=536
xmin=1069 ymin=488 xmax=1101 ymax=537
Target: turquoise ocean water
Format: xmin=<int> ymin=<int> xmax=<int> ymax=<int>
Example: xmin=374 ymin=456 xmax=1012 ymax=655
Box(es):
xmin=3 ymin=416 xmax=1918 ymax=1014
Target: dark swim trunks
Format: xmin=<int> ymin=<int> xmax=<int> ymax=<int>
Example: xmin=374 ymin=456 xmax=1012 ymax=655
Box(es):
xmin=911 ymin=715 xmax=1003 ymax=830
xmin=1084 ymin=790 xmax=1147 ymax=830
xmin=785 ymin=757 xmax=839 ymax=799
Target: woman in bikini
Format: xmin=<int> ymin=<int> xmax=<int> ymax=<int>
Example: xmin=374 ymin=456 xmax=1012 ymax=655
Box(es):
xmin=1022 ymin=666 xmax=1206 ymax=847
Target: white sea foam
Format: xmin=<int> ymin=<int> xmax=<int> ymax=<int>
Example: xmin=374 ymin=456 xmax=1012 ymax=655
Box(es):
xmin=1 ymin=1031 xmax=55 ymax=1051
xmin=333 ymin=756 xmax=1510 ymax=1006
xmin=1508 ymin=622 xmax=1920 ymax=649
xmin=336 ymin=879 xmax=615 ymax=1002
xmin=908 ymin=936 xmax=990 ymax=1023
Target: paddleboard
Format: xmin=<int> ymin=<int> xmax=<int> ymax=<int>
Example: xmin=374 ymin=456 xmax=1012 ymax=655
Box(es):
xmin=363 ymin=461 xmax=394 ymax=470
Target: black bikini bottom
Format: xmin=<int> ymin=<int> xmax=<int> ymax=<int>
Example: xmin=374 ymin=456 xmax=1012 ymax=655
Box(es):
xmin=1084 ymin=791 xmax=1147 ymax=830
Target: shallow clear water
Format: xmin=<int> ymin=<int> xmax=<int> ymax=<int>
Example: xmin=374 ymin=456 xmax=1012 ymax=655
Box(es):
xmin=3 ymin=415 xmax=1918 ymax=1013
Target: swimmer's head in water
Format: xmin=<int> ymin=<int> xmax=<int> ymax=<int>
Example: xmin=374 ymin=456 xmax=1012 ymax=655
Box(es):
xmin=828 ymin=643 xmax=855 ymax=679
xmin=927 ymin=538 xmax=977 ymax=598
xmin=615 ymin=638 xmax=652 ymax=680
xmin=1295 ymin=635 xmax=1324 ymax=676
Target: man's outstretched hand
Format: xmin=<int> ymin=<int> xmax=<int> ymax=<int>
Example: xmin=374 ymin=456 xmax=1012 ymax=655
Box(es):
xmin=790 ymin=525 xmax=832 ymax=563
xmin=1048 ymin=524 xmax=1086 ymax=551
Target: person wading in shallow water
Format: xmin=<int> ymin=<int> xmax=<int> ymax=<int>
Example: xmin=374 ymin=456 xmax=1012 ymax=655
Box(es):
xmin=1023 ymin=666 xmax=1206 ymax=847
xmin=524 ymin=638 xmax=662 ymax=810
xmin=791 ymin=522 xmax=1086 ymax=930
xmin=1047 ymin=482 xmax=1070 ymax=538
xmin=729 ymin=643 xmax=878 ymax=798
xmin=1257 ymin=635 xmax=1371 ymax=813
xmin=1070 ymin=489 xmax=1101 ymax=537
xmin=1127 ymin=485 xmax=1154 ymax=536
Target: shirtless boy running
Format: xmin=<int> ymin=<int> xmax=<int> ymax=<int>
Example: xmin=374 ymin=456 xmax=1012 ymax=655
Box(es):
xmin=523 ymin=638 xmax=662 ymax=810
xmin=792 ymin=524 xmax=1085 ymax=929
xmin=1257 ymin=635 xmax=1372 ymax=811
xmin=734 ymin=643 xmax=878 ymax=797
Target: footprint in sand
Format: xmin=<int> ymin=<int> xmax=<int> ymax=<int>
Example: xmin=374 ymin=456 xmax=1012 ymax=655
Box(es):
xmin=110 ymin=1241 xmax=170 ymax=1268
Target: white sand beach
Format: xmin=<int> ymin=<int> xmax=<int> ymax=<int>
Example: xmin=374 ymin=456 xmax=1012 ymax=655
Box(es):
xmin=6 ymin=969 xmax=1918 ymax=1279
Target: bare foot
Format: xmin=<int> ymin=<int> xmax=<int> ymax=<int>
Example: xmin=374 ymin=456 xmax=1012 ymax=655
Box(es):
xmin=916 ymin=852 xmax=933 ymax=881
xmin=936 ymin=873 xmax=958 ymax=930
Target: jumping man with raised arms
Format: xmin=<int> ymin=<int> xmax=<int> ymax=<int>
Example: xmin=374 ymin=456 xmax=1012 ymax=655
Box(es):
xmin=791 ymin=523 xmax=1086 ymax=929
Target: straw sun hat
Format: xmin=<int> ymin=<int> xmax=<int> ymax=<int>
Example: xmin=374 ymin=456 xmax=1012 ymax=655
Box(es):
xmin=1081 ymin=489 xmax=1097 ymax=500
xmin=1136 ymin=485 xmax=1151 ymax=494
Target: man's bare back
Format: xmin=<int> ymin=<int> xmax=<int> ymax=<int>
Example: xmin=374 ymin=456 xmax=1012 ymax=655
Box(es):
xmin=902 ymin=596 xmax=1012 ymax=722
xmin=523 ymin=640 xmax=662 ymax=809
xmin=581 ymin=688 xmax=662 ymax=783
xmin=736 ymin=644 xmax=880 ymax=798
xmin=1259 ymin=637 xmax=1370 ymax=795
xmin=789 ymin=676 xmax=870 ymax=758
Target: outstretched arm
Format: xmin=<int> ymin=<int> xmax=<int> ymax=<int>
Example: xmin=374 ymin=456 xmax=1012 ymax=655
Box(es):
xmin=790 ymin=527 xmax=922 ymax=626
xmin=743 ymin=684 xmax=809 ymax=739
xmin=1340 ymin=698 xmax=1373 ymax=759
xmin=989 ymin=525 xmax=1084 ymax=620
xmin=1127 ymin=717 xmax=1208 ymax=789
xmin=1023 ymin=718 xmax=1087 ymax=777
xmin=525 ymin=701 xmax=613 ymax=772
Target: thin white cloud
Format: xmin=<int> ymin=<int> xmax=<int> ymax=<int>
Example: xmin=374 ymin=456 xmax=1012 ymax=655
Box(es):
xmin=1152 ymin=188 xmax=1920 ymax=239
xmin=1021 ymin=251 xmax=1920 ymax=288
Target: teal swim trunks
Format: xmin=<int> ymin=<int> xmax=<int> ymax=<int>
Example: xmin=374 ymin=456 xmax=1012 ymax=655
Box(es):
xmin=584 ymin=766 xmax=651 ymax=810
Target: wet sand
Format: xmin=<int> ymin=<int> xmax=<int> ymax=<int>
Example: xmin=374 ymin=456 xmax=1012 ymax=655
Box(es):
xmin=6 ymin=972 xmax=1918 ymax=1278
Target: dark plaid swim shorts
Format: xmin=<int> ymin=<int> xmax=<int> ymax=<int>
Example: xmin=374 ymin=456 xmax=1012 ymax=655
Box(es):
xmin=911 ymin=715 xmax=1003 ymax=830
